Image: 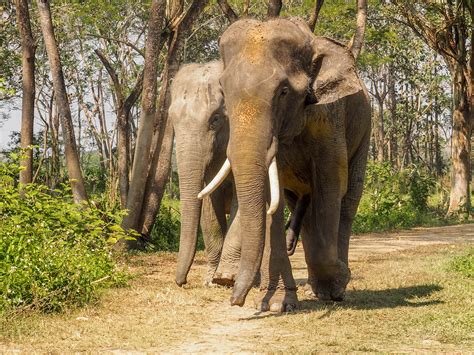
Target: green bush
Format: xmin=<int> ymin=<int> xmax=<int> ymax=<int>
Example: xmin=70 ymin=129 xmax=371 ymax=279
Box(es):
xmin=148 ymin=199 xmax=205 ymax=252
xmin=449 ymin=248 xmax=474 ymax=278
xmin=353 ymin=161 xmax=439 ymax=233
xmin=407 ymin=165 xmax=436 ymax=211
xmin=0 ymin=161 xmax=128 ymax=313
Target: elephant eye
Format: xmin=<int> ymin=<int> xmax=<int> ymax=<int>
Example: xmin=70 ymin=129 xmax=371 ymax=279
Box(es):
xmin=209 ymin=113 xmax=221 ymax=129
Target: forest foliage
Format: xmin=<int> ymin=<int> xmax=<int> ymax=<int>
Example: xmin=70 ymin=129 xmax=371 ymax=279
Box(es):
xmin=0 ymin=158 xmax=128 ymax=312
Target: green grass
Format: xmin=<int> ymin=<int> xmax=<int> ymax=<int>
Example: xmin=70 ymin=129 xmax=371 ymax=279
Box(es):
xmin=449 ymin=247 xmax=474 ymax=278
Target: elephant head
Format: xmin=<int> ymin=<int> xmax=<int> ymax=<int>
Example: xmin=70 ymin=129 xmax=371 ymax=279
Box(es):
xmin=200 ymin=18 xmax=363 ymax=305
xmin=171 ymin=61 xmax=228 ymax=286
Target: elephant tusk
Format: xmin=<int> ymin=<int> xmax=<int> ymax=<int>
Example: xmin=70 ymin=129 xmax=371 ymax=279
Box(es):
xmin=197 ymin=158 xmax=231 ymax=199
xmin=267 ymin=157 xmax=280 ymax=215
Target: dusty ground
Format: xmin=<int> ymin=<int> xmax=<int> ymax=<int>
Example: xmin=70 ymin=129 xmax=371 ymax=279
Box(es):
xmin=1 ymin=224 xmax=473 ymax=353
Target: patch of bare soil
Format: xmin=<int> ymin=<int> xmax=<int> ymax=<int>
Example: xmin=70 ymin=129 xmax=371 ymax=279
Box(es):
xmin=1 ymin=224 xmax=473 ymax=353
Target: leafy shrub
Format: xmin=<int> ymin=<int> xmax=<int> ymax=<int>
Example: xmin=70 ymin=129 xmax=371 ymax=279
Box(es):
xmin=148 ymin=199 xmax=204 ymax=252
xmin=0 ymin=161 xmax=128 ymax=313
xmin=407 ymin=166 xmax=436 ymax=211
xmin=449 ymin=248 xmax=474 ymax=278
xmin=353 ymin=161 xmax=438 ymax=233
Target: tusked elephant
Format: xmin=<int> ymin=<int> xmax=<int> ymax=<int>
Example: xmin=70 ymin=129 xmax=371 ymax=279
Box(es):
xmin=200 ymin=18 xmax=371 ymax=312
xmin=172 ymin=60 xmax=305 ymax=288
xmin=171 ymin=61 xmax=237 ymax=286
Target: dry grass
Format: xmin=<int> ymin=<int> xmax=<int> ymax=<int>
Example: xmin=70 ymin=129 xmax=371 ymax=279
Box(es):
xmin=257 ymin=244 xmax=474 ymax=352
xmin=1 ymin=241 xmax=473 ymax=352
xmin=0 ymin=252 xmax=230 ymax=352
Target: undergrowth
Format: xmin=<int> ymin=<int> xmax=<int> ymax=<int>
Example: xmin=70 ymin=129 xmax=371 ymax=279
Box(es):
xmin=147 ymin=199 xmax=205 ymax=252
xmin=0 ymin=160 xmax=129 ymax=314
xmin=353 ymin=161 xmax=454 ymax=233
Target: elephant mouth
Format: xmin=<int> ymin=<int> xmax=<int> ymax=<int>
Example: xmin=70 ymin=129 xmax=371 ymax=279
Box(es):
xmin=198 ymin=138 xmax=280 ymax=216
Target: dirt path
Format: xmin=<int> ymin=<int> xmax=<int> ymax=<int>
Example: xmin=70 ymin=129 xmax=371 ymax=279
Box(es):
xmin=2 ymin=224 xmax=473 ymax=353
xmin=173 ymin=224 xmax=474 ymax=353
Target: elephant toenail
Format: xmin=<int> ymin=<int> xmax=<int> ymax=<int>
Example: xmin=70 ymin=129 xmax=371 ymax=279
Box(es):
xmin=270 ymin=303 xmax=284 ymax=312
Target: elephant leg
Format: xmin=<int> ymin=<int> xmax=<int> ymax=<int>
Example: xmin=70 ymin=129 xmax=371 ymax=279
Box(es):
xmin=200 ymin=189 xmax=227 ymax=286
xmin=254 ymin=186 xmax=298 ymax=312
xmin=304 ymin=155 xmax=350 ymax=302
xmin=339 ymin=134 xmax=370 ymax=265
xmin=213 ymin=191 xmax=241 ymax=286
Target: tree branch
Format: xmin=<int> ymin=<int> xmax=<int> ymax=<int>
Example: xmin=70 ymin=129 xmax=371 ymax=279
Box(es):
xmin=124 ymin=70 xmax=144 ymax=112
xmin=243 ymin=0 xmax=250 ymax=16
xmin=87 ymin=33 xmax=145 ymax=57
xmin=308 ymin=0 xmax=324 ymax=32
xmin=348 ymin=0 xmax=367 ymax=59
xmin=217 ymin=0 xmax=238 ymax=23
xmin=392 ymin=1 xmax=460 ymax=64
xmin=267 ymin=0 xmax=282 ymax=17
xmin=170 ymin=0 xmax=210 ymax=30
xmin=94 ymin=48 xmax=123 ymax=103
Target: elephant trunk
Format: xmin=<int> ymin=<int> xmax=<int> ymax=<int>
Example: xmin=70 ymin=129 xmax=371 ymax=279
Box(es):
xmin=230 ymin=151 xmax=268 ymax=306
xmin=175 ymin=138 xmax=205 ymax=286
xmin=224 ymin=99 xmax=275 ymax=305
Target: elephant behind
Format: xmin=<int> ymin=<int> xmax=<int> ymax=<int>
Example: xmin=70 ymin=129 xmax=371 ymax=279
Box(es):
xmin=170 ymin=61 xmax=234 ymax=285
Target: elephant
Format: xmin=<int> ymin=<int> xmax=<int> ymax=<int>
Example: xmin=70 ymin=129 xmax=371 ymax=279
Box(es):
xmin=200 ymin=18 xmax=371 ymax=312
xmin=171 ymin=61 xmax=236 ymax=286
xmin=171 ymin=60 xmax=305 ymax=287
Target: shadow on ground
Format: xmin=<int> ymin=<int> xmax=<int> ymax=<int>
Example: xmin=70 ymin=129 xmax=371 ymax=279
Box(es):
xmin=241 ymin=284 xmax=443 ymax=321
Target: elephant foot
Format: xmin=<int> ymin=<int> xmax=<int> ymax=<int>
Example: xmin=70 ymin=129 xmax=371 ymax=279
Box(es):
xmin=212 ymin=260 xmax=239 ymax=287
xmin=254 ymin=287 xmax=298 ymax=313
xmin=303 ymin=283 xmax=317 ymax=298
xmin=212 ymin=271 xmax=236 ymax=287
xmin=204 ymin=272 xmax=222 ymax=288
xmin=204 ymin=265 xmax=220 ymax=287
xmin=309 ymin=261 xmax=351 ymax=302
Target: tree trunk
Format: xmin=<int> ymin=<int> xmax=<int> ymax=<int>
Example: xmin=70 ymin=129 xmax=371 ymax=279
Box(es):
xmin=448 ymin=65 xmax=471 ymax=215
xmin=388 ymin=65 xmax=398 ymax=168
xmin=36 ymin=0 xmax=87 ymax=203
xmin=135 ymin=0 xmax=210 ymax=236
xmin=375 ymin=97 xmax=385 ymax=162
xmin=308 ymin=0 xmax=324 ymax=32
xmin=267 ymin=0 xmax=282 ymax=17
xmin=349 ymin=0 xmax=367 ymax=60
xmin=139 ymin=118 xmax=174 ymax=235
xmin=15 ymin=0 xmax=36 ymax=185
xmin=217 ymin=0 xmax=238 ymax=22
xmin=434 ymin=105 xmax=443 ymax=176
xmin=117 ymin=106 xmax=130 ymax=207
xmin=121 ymin=0 xmax=167 ymax=231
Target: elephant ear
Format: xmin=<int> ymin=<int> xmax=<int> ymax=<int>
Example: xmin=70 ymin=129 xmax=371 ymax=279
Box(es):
xmin=310 ymin=37 xmax=362 ymax=105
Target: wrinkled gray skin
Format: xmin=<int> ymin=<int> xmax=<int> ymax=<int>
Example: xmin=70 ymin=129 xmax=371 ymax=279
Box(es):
xmin=218 ymin=18 xmax=371 ymax=311
xmin=171 ymin=61 xmax=241 ymax=286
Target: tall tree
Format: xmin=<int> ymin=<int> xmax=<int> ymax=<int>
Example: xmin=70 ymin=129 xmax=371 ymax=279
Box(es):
xmin=95 ymin=49 xmax=144 ymax=207
xmin=392 ymin=0 xmax=474 ymax=215
xmin=15 ymin=0 xmax=36 ymax=185
xmin=138 ymin=0 xmax=211 ymax=235
xmin=121 ymin=0 xmax=168 ymax=232
xmin=36 ymin=0 xmax=87 ymax=203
